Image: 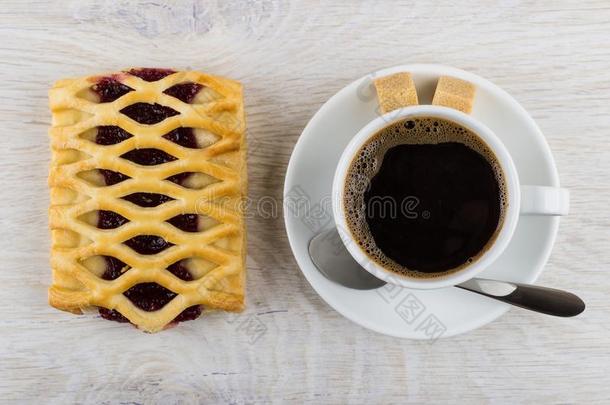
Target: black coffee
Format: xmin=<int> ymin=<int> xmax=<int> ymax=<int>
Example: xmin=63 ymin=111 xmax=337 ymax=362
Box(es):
xmin=344 ymin=117 xmax=506 ymax=277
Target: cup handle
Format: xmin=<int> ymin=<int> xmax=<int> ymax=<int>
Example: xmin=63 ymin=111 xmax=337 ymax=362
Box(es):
xmin=520 ymin=185 xmax=569 ymax=216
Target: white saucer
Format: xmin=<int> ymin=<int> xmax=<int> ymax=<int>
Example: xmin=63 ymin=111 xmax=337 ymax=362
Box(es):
xmin=283 ymin=64 xmax=561 ymax=339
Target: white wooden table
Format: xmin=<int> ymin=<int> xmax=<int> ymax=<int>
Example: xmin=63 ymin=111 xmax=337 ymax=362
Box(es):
xmin=1 ymin=1 xmax=609 ymax=403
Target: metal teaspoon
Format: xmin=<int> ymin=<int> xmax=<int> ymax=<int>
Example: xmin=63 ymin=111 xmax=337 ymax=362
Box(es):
xmin=309 ymin=228 xmax=585 ymax=317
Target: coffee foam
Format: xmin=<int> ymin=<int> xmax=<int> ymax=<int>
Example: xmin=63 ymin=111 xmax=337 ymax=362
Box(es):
xmin=344 ymin=116 xmax=507 ymax=279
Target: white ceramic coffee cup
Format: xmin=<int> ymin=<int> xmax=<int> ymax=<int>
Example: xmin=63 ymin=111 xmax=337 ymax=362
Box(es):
xmin=332 ymin=105 xmax=569 ymax=289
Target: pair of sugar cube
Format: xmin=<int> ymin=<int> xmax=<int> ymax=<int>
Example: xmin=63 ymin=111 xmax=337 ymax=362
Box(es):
xmin=374 ymin=72 xmax=475 ymax=114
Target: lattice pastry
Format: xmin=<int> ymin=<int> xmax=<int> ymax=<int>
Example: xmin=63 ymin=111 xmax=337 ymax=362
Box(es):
xmin=48 ymin=68 xmax=247 ymax=332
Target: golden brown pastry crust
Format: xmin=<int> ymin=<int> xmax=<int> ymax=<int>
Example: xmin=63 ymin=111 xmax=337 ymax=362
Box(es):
xmin=48 ymin=69 xmax=247 ymax=332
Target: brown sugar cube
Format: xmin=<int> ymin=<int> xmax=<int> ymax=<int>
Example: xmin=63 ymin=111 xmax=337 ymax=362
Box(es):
xmin=432 ymin=76 xmax=476 ymax=113
xmin=373 ymin=72 xmax=419 ymax=114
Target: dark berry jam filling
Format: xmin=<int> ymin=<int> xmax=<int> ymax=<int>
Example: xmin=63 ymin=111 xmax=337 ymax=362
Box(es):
xmin=122 ymin=283 xmax=177 ymax=312
xmin=120 ymin=103 xmax=180 ymax=125
xmin=167 ymin=260 xmax=192 ymax=281
xmin=121 ymin=148 xmax=177 ymax=165
xmin=99 ymin=169 xmax=130 ymax=185
xmin=99 ymin=308 xmax=130 ymax=322
xmin=98 ymin=256 xmax=201 ymax=325
xmin=96 ymin=126 xmax=133 ymax=145
xmin=91 ymin=70 xmax=202 ymax=108
xmin=173 ymin=306 xmax=202 ymax=322
xmin=121 ymin=192 xmax=174 ymax=207
xmin=91 ymin=77 xmax=134 ymax=103
xmin=97 ymin=210 xmax=129 ymax=229
xmin=164 ymin=83 xmax=203 ymax=103
xmin=163 ymin=128 xmax=198 ymax=148
xmin=167 ymin=214 xmax=199 ymax=232
xmin=101 ymin=256 xmax=128 ymax=280
xmin=166 ymin=172 xmax=193 ymax=186
xmin=100 ymin=302 xmax=201 ymax=324
xmin=127 ymin=68 xmax=176 ymax=82
xmin=124 ymin=235 xmax=173 ymax=255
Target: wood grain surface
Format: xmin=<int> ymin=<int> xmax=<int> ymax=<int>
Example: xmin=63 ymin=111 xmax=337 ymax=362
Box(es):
xmin=1 ymin=0 xmax=609 ymax=403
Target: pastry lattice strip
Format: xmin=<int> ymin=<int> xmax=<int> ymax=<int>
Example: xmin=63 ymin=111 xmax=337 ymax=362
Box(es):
xmin=48 ymin=69 xmax=247 ymax=332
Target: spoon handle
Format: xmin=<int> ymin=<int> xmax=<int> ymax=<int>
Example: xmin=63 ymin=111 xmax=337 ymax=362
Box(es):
xmin=457 ymin=278 xmax=585 ymax=317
